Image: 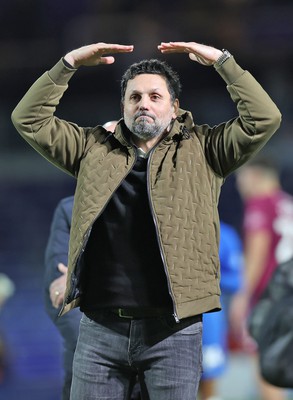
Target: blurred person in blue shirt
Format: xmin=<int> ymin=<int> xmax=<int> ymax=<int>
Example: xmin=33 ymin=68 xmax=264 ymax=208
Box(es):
xmin=199 ymin=221 xmax=243 ymax=400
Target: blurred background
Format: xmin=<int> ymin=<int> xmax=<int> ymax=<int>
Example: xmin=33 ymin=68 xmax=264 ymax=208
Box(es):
xmin=0 ymin=0 xmax=292 ymax=399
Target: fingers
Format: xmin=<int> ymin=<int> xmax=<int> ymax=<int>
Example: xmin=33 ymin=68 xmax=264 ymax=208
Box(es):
xmin=158 ymin=41 xmax=221 ymax=66
xmin=49 ymin=281 xmax=65 ymax=308
xmin=66 ymin=43 xmax=134 ymax=68
xmin=96 ymin=43 xmax=134 ymax=53
xmin=92 ymin=44 xmax=133 ymax=65
xmin=94 ymin=44 xmax=134 ymax=64
xmin=49 ymin=285 xmax=65 ymax=308
xmin=49 ymin=269 xmax=67 ymax=308
xmin=98 ymin=56 xmax=115 ymax=65
xmin=158 ymin=42 xmax=211 ymax=57
xmin=158 ymin=42 xmax=195 ymax=54
xmin=93 ymin=43 xmax=134 ymax=59
xmin=57 ymin=262 xmax=68 ymax=274
xmin=52 ymin=290 xmax=64 ymax=309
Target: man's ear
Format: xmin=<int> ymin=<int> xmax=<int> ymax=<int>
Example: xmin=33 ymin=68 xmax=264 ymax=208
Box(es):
xmin=172 ymin=99 xmax=179 ymax=118
xmin=120 ymin=101 xmax=124 ymax=117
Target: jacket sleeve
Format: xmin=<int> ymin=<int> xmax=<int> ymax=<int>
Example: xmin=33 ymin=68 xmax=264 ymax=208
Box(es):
xmin=43 ymin=196 xmax=73 ymax=292
xmin=11 ymin=59 xmax=88 ymax=177
xmin=202 ymin=56 xmax=282 ymax=177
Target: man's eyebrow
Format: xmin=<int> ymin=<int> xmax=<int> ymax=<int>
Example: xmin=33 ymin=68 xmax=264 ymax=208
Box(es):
xmin=129 ymin=88 xmax=163 ymax=94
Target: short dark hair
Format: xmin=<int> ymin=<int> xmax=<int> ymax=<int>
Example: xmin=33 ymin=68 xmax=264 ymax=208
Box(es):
xmin=120 ymin=59 xmax=182 ymax=102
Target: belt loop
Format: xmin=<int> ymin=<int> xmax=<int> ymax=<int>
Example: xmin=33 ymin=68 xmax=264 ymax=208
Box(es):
xmin=118 ymin=308 xmax=133 ymax=319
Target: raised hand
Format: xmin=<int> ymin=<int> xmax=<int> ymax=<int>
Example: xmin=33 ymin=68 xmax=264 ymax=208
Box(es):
xmin=64 ymin=42 xmax=134 ymax=68
xmin=158 ymin=41 xmax=223 ymax=66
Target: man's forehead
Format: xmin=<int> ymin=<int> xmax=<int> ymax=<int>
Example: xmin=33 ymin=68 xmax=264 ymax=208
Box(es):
xmin=125 ymin=74 xmax=168 ymax=92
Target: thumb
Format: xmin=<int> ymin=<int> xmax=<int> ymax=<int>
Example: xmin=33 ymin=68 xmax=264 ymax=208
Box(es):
xmin=189 ymin=53 xmax=198 ymax=62
xmin=189 ymin=53 xmax=203 ymax=63
xmin=189 ymin=52 xmax=212 ymax=66
xmin=58 ymin=262 xmax=68 ymax=275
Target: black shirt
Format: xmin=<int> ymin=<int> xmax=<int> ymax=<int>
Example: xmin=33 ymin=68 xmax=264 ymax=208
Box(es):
xmin=80 ymin=155 xmax=173 ymax=312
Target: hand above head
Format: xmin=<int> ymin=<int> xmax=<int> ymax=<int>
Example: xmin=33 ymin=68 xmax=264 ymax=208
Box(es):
xmin=64 ymin=42 xmax=134 ymax=68
xmin=158 ymin=41 xmax=223 ymax=66
xmin=49 ymin=262 xmax=68 ymax=309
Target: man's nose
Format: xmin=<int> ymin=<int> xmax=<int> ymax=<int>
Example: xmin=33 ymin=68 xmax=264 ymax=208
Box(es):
xmin=138 ymin=96 xmax=150 ymax=110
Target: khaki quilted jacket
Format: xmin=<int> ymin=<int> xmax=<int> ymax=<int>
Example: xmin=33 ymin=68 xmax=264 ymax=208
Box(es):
xmin=11 ymin=56 xmax=281 ymax=320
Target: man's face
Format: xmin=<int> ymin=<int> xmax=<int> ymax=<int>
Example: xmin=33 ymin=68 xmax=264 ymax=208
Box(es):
xmin=236 ymin=167 xmax=259 ymax=199
xmin=122 ymin=74 xmax=178 ymax=141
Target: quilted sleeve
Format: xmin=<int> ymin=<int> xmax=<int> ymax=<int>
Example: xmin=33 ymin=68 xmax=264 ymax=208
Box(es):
xmin=11 ymin=59 xmax=88 ymax=177
xmin=204 ymin=57 xmax=282 ymax=177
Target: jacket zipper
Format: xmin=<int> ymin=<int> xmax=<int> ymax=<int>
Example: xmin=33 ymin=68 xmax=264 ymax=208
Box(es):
xmin=61 ymin=148 xmax=138 ymax=312
xmin=146 ymin=148 xmax=180 ymax=323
